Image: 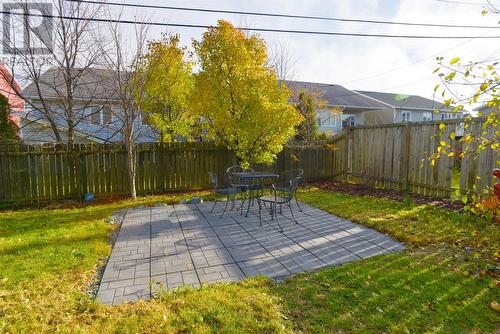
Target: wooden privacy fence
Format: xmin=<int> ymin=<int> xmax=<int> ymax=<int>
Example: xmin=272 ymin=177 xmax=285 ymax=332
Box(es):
xmin=0 ymin=142 xmax=341 ymax=202
xmin=346 ymin=119 xmax=498 ymax=197
xmin=0 ymin=119 xmax=496 ymax=202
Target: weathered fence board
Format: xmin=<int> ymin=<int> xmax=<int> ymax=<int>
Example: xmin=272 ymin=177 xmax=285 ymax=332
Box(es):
xmin=0 ymin=142 xmax=341 ymax=202
xmin=347 ymin=119 xmax=498 ymax=197
xmin=0 ymin=119 xmax=497 ymax=202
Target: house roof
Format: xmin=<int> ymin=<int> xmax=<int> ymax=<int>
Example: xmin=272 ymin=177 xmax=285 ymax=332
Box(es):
xmin=472 ymin=104 xmax=496 ymax=111
xmin=356 ymin=90 xmax=449 ymax=111
xmin=23 ymin=67 xmax=120 ymax=101
xmin=285 ymin=81 xmax=387 ymax=110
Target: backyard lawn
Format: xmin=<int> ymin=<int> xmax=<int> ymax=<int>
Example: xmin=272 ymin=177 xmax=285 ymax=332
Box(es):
xmin=0 ymin=189 xmax=499 ymax=333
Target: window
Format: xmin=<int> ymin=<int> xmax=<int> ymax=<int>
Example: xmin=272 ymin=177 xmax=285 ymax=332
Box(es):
xmin=441 ymin=113 xmax=452 ymax=120
xmin=317 ymin=110 xmax=327 ymax=126
xmin=349 ymin=116 xmax=355 ymax=127
xmin=90 ymin=107 xmax=101 ymax=125
xmin=423 ymin=112 xmax=432 ymax=122
xmin=342 ymin=115 xmax=355 ymax=128
xmin=318 ymin=110 xmax=336 ymax=127
xmin=89 ymin=106 xmax=113 ymax=125
xmin=402 ymin=111 xmax=411 ymax=123
xmin=102 ymin=106 xmax=112 ymax=124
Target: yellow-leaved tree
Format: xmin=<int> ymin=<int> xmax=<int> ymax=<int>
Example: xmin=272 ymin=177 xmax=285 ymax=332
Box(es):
xmin=191 ymin=20 xmax=303 ymax=166
xmin=139 ymin=34 xmax=195 ymax=142
xmin=432 ymin=5 xmax=500 ymax=220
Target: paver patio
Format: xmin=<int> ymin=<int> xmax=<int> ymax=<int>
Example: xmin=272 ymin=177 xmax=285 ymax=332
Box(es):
xmin=96 ymin=201 xmax=404 ymax=305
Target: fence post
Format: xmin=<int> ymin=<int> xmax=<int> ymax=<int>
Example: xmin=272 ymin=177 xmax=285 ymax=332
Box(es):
xmin=345 ymin=129 xmax=351 ymax=182
xmin=400 ymin=123 xmax=411 ymax=192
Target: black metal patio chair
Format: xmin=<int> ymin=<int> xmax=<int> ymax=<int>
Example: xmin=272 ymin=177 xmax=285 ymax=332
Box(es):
xmin=258 ymin=176 xmax=302 ymax=232
xmin=274 ymin=169 xmax=304 ymax=212
xmin=226 ymin=165 xmax=264 ymax=215
xmin=208 ymin=172 xmax=241 ymax=218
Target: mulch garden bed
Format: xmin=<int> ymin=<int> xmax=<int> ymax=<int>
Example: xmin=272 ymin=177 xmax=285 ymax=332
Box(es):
xmin=310 ymin=180 xmax=465 ymax=212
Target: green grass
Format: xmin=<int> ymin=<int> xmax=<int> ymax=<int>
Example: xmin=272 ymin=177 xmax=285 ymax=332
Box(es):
xmin=298 ymin=189 xmax=499 ymax=261
xmin=0 ymin=189 xmax=498 ymax=333
xmin=276 ymin=252 xmax=498 ymax=334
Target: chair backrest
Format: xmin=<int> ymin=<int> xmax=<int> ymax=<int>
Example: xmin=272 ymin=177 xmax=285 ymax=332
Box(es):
xmin=208 ymin=172 xmax=218 ymax=190
xmin=281 ymin=169 xmax=304 ymax=182
xmin=226 ymin=165 xmax=254 ymax=187
xmin=289 ymin=176 xmax=302 ymax=194
xmin=276 ymin=176 xmax=302 ymax=201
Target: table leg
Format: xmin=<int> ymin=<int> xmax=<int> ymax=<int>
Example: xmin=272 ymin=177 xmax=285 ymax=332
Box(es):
xmin=245 ymin=190 xmax=252 ymax=217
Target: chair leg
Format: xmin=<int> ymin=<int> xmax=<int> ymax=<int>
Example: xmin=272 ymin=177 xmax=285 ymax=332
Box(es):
xmin=258 ymin=200 xmax=262 ymax=226
xmin=289 ymin=201 xmax=298 ymax=224
xmin=274 ymin=204 xmax=283 ymax=233
xmin=295 ymin=195 xmax=302 ymax=212
xmin=220 ymin=195 xmax=230 ymax=218
xmin=245 ymin=192 xmax=252 ymax=217
xmin=270 ymin=203 xmax=274 ymax=221
xmin=240 ymin=192 xmax=246 ymax=215
xmin=210 ymin=198 xmax=217 ymax=213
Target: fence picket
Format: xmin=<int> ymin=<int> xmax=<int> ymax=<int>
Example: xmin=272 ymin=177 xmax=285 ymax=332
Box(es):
xmin=1 ymin=118 xmax=497 ymax=202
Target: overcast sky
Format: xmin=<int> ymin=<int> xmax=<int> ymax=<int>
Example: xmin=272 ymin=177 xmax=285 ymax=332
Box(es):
xmin=109 ymin=0 xmax=500 ymax=105
xmin=13 ymin=0 xmax=499 ymax=108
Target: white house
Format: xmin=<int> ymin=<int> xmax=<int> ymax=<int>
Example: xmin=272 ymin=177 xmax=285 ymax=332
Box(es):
xmin=284 ymin=80 xmax=464 ymax=136
xmin=356 ymin=90 xmax=463 ymax=124
xmin=19 ymin=67 xmax=157 ymax=144
xmin=285 ymin=81 xmax=388 ymax=135
xmin=473 ymin=103 xmax=498 ymax=117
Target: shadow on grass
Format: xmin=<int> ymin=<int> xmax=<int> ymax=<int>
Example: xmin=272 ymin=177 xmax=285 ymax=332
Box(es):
xmin=298 ymin=190 xmax=500 ymax=259
xmin=0 ymin=230 xmax=110 ymax=256
xmin=274 ymin=251 xmax=500 ymax=333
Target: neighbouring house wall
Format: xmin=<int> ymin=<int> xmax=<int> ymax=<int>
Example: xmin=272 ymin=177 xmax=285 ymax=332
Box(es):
xmin=0 ymin=64 xmax=25 ymax=127
xmin=355 ymin=112 xmax=364 ymax=126
xmin=476 ymin=106 xmax=497 ymax=116
xmin=26 ymin=100 xmax=118 ymax=127
xmin=19 ymin=118 xmax=96 ymax=144
xmin=317 ymin=108 xmax=342 ymax=135
xmin=394 ymin=109 xmax=464 ymax=123
xmin=363 ymin=107 xmax=394 ymax=125
xmin=342 ymin=111 xmax=365 ymax=126
xmin=19 ymin=100 xmax=158 ymax=144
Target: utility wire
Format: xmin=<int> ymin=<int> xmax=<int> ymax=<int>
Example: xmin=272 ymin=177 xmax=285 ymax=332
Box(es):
xmin=67 ymin=0 xmax=500 ymax=29
xmin=4 ymin=10 xmax=500 ymax=39
xmin=340 ymin=30 xmax=492 ymax=85
xmin=435 ymin=0 xmax=491 ymax=5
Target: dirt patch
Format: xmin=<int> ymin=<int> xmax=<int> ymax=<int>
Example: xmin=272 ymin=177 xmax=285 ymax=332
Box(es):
xmin=0 ymin=189 xmax=211 ymax=211
xmin=310 ymin=180 xmax=465 ymax=212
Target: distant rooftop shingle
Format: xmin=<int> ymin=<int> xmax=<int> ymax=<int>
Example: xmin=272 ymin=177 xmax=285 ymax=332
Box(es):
xmin=285 ymin=81 xmax=387 ymax=110
xmin=356 ymin=90 xmax=449 ymax=111
xmin=23 ymin=67 xmax=120 ymax=101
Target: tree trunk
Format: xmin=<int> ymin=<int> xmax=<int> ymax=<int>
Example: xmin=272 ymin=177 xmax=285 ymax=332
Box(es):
xmin=126 ymin=138 xmax=137 ymax=199
xmin=67 ymin=118 xmax=74 ymax=146
xmin=47 ymin=117 xmax=63 ymax=143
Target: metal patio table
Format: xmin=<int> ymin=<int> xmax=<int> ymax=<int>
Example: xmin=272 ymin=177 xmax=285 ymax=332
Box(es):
xmin=232 ymin=171 xmax=279 ymax=217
